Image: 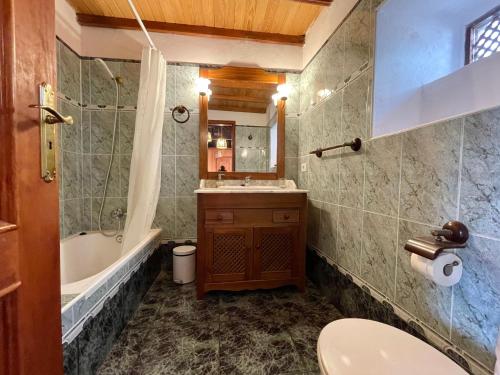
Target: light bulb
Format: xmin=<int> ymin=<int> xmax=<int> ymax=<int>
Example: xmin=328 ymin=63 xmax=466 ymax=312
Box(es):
xmin=216 ymin=137 xmax=227 ymax=149
xmin=196 ymin=77 xmax=211 ymax=96
xmin=277 ymin=83 xmax=291 ymax=100
xmin=272 ymin=93 xmax=279 ymax=106
xmin=318 ymin=88 xmax=332 ymax=100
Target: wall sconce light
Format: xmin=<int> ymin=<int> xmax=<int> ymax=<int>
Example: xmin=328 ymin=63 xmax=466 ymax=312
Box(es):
xmin=272 ymin=83 xmax=291 ymax=105
xmin=196 ymin=77 xmax=211 ymax=96
xmin=206 ymin=88 xmax=212 ymax=101
xmin=207 ymin=131 xmax=212 ymax=142
xmin=277 ymin=83 xmax=291 ymax=100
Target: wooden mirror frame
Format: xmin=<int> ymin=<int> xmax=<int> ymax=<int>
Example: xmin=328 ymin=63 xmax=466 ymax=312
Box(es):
xmin=199 ymin=66 xmax=286 ymax=180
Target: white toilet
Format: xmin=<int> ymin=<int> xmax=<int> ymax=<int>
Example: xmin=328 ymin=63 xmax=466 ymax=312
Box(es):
xmin=317 ymin=319 xmax=468 ymax=375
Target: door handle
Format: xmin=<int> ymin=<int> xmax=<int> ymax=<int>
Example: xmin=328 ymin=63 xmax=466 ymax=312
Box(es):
xmin=29 ymin=82 xmax=73 ymax=182
xmin=29 ymin=104 xmax=73 ymax=125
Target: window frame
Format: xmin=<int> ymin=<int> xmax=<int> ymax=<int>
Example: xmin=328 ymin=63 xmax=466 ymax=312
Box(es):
xmin=465 ymin=5 xmax=500 ymax=65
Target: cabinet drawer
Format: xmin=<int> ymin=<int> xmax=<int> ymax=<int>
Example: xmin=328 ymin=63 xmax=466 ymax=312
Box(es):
xmin=205 ymin=210 xmax=234 ymax=224
xmin=272 ymin=210 xmax=299 ymax=223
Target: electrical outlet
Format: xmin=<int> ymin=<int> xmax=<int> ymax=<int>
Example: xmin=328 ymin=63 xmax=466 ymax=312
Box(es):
xmin=301 ymin=162 xmax=307 ymax=172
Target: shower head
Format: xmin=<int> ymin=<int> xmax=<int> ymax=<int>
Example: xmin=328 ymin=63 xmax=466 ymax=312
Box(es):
xmin=95 ymin=58 xmax=115 ymax=80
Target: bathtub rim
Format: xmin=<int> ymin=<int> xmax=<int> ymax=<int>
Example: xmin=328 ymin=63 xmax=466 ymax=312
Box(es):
xmin=61 ymin=229 xmax=161 ymax=314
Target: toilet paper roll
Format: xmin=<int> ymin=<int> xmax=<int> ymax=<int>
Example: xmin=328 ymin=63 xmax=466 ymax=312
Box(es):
xmin=410 ymin=253 xmax=462 ymax=287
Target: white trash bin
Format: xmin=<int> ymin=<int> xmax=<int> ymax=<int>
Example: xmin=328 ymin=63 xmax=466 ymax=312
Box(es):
xmin=173 ymin=245 xmax=196 ymax=284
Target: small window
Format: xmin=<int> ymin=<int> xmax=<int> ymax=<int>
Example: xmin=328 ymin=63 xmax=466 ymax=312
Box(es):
xmin=467 ymin=6 xmax=500 ymax=64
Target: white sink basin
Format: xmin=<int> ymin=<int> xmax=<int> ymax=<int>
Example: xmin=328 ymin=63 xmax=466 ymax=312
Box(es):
xmin=317 ymin=319 xmax=468 ymax=375
xmin=217 ymin=185 xmax=283 ymax=191
xmin=194 ymin=179 xmax=309 ymax=194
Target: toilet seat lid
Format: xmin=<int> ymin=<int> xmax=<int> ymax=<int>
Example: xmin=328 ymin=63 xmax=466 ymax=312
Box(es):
xmin=317 ymin=319 xmax=467 ymax=375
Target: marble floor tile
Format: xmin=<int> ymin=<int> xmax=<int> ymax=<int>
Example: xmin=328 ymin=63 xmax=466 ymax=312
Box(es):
xmin=97 ymin=271 xmax=342 ymax=374
xmin=96 ymin=328 xmax=142 ymax=375
xmin=219 ymin=336 xmax=302 ymax=375
xmin=289 ymin=323 xmax=322 ymax=372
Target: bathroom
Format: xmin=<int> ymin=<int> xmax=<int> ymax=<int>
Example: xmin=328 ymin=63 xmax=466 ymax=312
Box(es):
xmin=1 ymin=0 xmax=499 ymax=374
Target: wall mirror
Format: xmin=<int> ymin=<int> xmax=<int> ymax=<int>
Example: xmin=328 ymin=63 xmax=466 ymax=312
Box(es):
xmin=199 ymin=66 xmax=286 ymax=180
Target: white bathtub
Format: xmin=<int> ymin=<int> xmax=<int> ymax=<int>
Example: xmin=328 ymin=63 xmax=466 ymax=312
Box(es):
xmin=60 ymin=229 xmax=161 ymax=297
xmin=60 ymin=228 xmax=162 ymax=344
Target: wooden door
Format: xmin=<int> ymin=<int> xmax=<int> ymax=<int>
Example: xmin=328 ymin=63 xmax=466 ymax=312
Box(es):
xmin=205 ymin=227 xmax=253 ymax=283
xmin=0 ymin=0 xmax=63 ymax=374
xmin=253 ymin=226 xmax=298 ymax=281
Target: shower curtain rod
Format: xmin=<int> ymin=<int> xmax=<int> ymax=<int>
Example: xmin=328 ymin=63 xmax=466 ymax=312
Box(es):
xmin=127 ymin=0 xmax=157 ymax=50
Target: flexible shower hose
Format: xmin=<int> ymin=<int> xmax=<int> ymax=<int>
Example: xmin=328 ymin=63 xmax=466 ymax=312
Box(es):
xmin=97 ymin=63 xmax=121 ymax=237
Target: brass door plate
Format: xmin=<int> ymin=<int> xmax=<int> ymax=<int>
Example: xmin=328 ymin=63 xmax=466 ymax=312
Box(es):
xmin=37 ymin=83 xmax=57 ymax=182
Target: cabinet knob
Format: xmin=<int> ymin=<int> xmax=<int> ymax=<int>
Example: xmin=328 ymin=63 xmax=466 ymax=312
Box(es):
xmin=284 ymin=214 xmax=290 ymax=220
xmin=216 ymin=214 xmax=223 ymax=221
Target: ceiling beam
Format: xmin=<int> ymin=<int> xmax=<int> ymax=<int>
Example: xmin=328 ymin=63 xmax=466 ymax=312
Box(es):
xmin=291 ymin=0 xmax=333 ymax=5
xmin=208 ymin=104 xmax=267 ymax=114
xmin=77 ymin=14 xmax=305 ymax=45
xmin=211 ymin=94 xmax=270 ymax=104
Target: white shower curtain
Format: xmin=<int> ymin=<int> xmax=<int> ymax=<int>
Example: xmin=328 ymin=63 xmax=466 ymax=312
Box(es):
xmin=122 ymin=47 xmax=166 ymax=253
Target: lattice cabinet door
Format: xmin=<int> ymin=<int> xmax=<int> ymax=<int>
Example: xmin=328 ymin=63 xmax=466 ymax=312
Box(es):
xmin=253 ymin=227 xmax=299 ymax=280
xmin=205 ymin=227 xmax=253 ymax=283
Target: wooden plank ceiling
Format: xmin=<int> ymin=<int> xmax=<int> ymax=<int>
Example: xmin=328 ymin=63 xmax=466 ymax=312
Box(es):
xmin=68 ymin=0 xmax=330 ymax=45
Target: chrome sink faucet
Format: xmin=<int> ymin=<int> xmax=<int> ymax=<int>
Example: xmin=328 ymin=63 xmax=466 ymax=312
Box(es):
xmin=244 ymin=176 xmax=251 ymax=186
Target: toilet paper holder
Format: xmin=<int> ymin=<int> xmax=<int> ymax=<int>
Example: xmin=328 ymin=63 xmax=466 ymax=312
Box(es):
xmin=404 ymin=221 xmax=469 ymax=260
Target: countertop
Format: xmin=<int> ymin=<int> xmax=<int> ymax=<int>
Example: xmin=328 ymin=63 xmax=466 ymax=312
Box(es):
xmin=195 ymin=188 xmax=309 ymax=194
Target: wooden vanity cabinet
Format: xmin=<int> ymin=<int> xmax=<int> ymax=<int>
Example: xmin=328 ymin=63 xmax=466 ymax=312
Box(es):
xmin=196 ymin=193 xmax=307 ymax=299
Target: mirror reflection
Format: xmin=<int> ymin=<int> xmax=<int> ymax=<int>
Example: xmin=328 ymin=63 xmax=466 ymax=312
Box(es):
xmin=207 ymin=75 xmax=278 ymax=173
